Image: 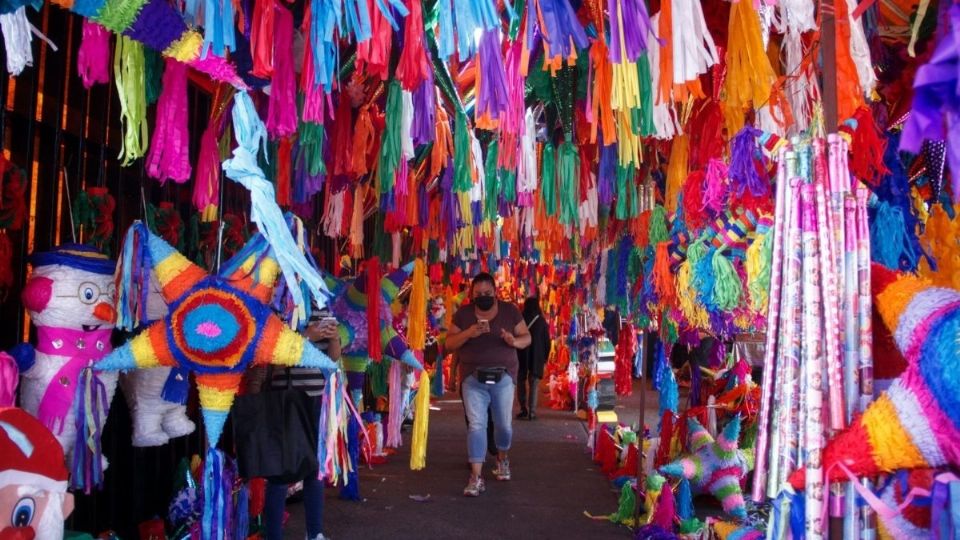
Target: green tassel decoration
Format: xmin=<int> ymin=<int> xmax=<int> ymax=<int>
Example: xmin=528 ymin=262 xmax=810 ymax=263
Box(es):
xmin=378 ymin=80 xmax=403 ymax=196
xmin=453 ymin=111 xmax=472 ymax=193
xmin=299 ymin=121 xmax=325 ymax=176
xmin=615 ymin=166 xmax=631 ymax=219
xmin=143 ymin=48 xmax=164 ymax=105
xmin=541 ymin=142 xmax=557 ymax=216
xmin=607 ymin=482 xmax=636 ymax=525
xmin=500 ymin=168 xmax=516 ymax=204
xmin=648 ymin=204 xmax=669 ymax=245
xmin=484 ymin=139 xmax=499 ymax=221
xmin=114 ymin=36 xmax=148 ymax=166
xmin=711 ymin=249 xmax=743 ymax=311
xmin=558 ymin=140 xmax=579 ymax=225
xmin=637 ymin=55 xmax=655 ymax=137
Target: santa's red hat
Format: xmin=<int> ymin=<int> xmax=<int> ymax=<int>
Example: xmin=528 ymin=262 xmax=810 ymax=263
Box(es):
xmin=0 ymin=408 xmax=68 ymax=493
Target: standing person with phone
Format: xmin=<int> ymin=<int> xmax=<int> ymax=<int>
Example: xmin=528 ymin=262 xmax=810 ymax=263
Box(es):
xmin=261 ymin=303 xmax=341 ymax=540
xmin=445 ymin=272 xmax=531 ymax=497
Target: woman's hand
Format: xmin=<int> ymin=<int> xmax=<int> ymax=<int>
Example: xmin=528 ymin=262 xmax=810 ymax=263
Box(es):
xmin=501 ymin=329 xmax=517 ymax=347
xmin=306 ymin=321 xmax=339 ymax=342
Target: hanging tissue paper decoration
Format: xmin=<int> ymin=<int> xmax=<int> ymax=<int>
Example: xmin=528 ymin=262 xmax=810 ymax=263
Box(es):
xmin=661 ymin=416 xmax=750 ymax=520
xmin=98 ymin=223 xmax=338 ymax=447
xmin=789 ymin=264 xmax=960 ymax=487
xmin=222 ymin=91 xmax=331 ymax=322
xmin=50 ymin=0 xmax=245 ymax=86
xmin=11 ymin=244 xmax=118 ymax=492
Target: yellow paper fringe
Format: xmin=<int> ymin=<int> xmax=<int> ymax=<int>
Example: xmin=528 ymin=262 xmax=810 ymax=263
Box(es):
xmin=409 ymin=371 xmax=430 ymax=470
xmin=723 ymin=0 xmax=776 ymax=134
xmin=665 ymin=135 xmax=689 ymax=212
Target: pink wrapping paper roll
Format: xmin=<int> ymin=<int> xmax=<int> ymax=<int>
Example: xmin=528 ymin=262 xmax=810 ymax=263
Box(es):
xmin=800 ymin=182 xmax=825 ymax=540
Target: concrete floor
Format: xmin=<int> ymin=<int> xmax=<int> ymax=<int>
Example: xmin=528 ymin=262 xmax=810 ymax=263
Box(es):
xmin=282 ymin=379 xmax=660 ymax=540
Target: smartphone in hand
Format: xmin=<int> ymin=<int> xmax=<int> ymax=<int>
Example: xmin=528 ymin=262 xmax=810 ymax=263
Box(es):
xmin=477 ymin=319 xmax=490 ymax=333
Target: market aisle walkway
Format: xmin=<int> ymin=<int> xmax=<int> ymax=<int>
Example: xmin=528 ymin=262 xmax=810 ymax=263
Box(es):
xmin=287 ymin=382 xmax=657 ymax=539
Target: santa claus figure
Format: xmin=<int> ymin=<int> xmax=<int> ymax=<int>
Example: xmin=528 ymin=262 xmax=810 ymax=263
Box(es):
xmin=0 ymin=407 xmax=75 ymax=539
xmin=11 ymin=244 xmax=118 ymax=465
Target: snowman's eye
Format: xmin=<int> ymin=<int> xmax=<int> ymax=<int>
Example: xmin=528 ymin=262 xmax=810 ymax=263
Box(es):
xmin=78 ymin=282 xmax=101 ymax=304
xmin=11 ymin=497 xmax=34 ymax=527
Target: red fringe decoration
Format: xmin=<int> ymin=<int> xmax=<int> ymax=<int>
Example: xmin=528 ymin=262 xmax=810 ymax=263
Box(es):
xmin=276 ymin=137 xmax=292 ymax=207
xmin=248 ymin=478 xmax=266 ymax=518
xmin=681 ymin=171 xmax=710 ymax=232
xmin=366 ymin=257 xmax=382 ymax=361
xmin=332 ymin=96 xmax=355 ymax=177
xmin=614 ymin=323 xmax=636 ymax=396
xmin=654 ymin=411 xmax=675 ymax=468
xmin=610 ymin=441 xmax=638 ymax=479
xmin=250 ymin=0 xmax=276 ymax=78
xmin=395 ymin=0 xmax=430 ymax=90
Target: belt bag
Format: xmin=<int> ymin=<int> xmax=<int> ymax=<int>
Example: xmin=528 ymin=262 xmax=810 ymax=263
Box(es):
xmin=476 ymin=367 xmax=506 ymax=385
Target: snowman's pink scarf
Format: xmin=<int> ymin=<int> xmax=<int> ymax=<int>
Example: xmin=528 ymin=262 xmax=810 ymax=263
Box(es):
xmin=35 ymin=326 xmax=113 ymax=434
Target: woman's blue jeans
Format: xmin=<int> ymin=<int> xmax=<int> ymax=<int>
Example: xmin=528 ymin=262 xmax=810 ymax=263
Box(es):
xmin=462 ymin=373 xmax=515 ymax=463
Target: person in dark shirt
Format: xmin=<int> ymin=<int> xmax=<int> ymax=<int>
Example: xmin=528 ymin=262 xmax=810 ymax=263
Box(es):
xmin=261 ymin=305 xmax=341 ymax=540
xmin=517 ymin=297 xmax=552 ymax=420
xmin=446 ymin=272 xmax=531 ymax=497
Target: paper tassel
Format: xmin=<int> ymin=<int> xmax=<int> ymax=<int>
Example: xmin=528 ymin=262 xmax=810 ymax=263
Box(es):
xmin=338 ymin=413 xmax=361 ymax=500
xmin=146 ymin=59 xmax=191 ymax=183
xmin=202 ymin=0 xmax=237 ymax=57
xmin=407 ymin=258 xmax=427 ymax=349
xmin=728 ymin=126 xmax=768 ymax=197
xmin=665 ymin=135 xmax=689 ymax=212
xmin=669 ymin=0 xmax=718 ymax=98
xmin=265 ymin=5 xmax=297 ymax=139
xmin=652 ymin=242 xmax=675 ymax=309
xmin=0 ymin=8 xmax=32 ymax=76
xmin=723 ymin=0 xmax=775 ymax=133
xmin=386 ymin=359 xmax=403 ymax=448
xmin=409 ymin=371 xmax=430 ymax=470
xmin=651 ymin=481 xmax=676 ymax=530
xmin=221 ymin=92 xmax=331 ymax=313
xmin=192 ymin=119 xmax=221 ymax=221
xmin=77 ymin=21 xmax=110 ymax=88
xmin=379 ymin=81 xmax=404 ymax=202
xmin=395 ymin=0 xmax=430 ymax=90
xmin=533 ymin=0 xmax=589 ymax=62
xmin=71 ymin=368 xmax=108 ymax=494
xmin=541 ymin=142 xmax=557 ymax=216
xmin=476 ymin=29 xmax=509 ymax=122
xmin=114 ymin=36 xmax=149 ymax=165
xmin=366 ymin=257 xmax=382 ymax=361
xmin=710 ymin=249 xmax=742 ymax=312
xmin=201 ymin=448 xmax=229 ymax=540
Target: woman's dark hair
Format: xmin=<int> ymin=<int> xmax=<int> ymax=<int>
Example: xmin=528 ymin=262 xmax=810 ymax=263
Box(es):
xmin=471 ymin=272 xmax=496 ymax=292
xmin=523 ymin=297 xmax=543 ymax=319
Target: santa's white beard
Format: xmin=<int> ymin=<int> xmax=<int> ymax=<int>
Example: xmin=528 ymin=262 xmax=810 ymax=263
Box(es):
xmin=32 ymin=491 xmax=65 ymax=539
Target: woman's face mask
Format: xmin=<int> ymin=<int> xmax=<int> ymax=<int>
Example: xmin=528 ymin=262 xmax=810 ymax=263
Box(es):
xmin=474 ymin=295 xmax=496 ymax=311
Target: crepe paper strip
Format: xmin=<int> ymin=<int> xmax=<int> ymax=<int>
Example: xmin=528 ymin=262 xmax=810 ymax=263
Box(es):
xmin=729 ymin=126 xmax=769 ymax=197
xmin=453 ymin=111 xmax=473 ymax=193
xmin=275 ymin=137 xmax=292 ymax=206
xmin=534 ymin=0 xmax=588 ymax=62
xmin=400 ymin=90 xmax=415 ymax=161
xmin=670 ymin=0 xmax=717 ymax=99
xmin=114 ymin=36 xmax=149 ymax=165
xmin=664 ymin=135 xmax=689 ymax=213
xmin=146 ymin=59 xmax=191 ymax=183
xmin=249 ymin=0 xmax=275 ymax=78
xmin=355 ymin=0 xmax=395 ymax=80
xmin=451 ymin=0 xmax=499 ymax=62
xmin=607 ymin=0 xmax=653 ymax=64
xmin=723 ymin=0 xmax=775 ymax=134
xmin=193 ymin=120 xmax=221 ymax=220
xmin=378 ymin=80 xmax=404 ymax=200
xmin=409 ymin=370 xmax=430 ymax=470
xmin=475 ymin=29 xmax=509 ymax=121
xmin=265 ymin=5 xmax=296 ymax=139
xmin=221 ymin=91 xmax=331 ymax=313
xmin=77 ymin=21 xmax=111 ymax=88
xmin=0 ymin=8 xmax=31 ymax=75
xmin=395 ymin=0 xmax=430 ymax=91
xmin=588 ymin=39 xmax=616 ymax=144
xmin=199 ymin=0 xmax=236 ymax=57
xmin=558 ymin=140 xmax=579 ymax=225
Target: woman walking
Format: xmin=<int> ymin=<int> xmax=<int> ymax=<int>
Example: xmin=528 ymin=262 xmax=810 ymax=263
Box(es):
xmin=445 ymin=272 xmax=531 ymax=496
xmin=517 ymin=297 xmax=551 ymax=420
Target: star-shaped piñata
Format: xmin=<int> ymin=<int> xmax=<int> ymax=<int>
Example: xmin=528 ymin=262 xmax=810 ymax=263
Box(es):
xmin=98 ymin=225 xmax=337 ymax=446
xmin=660 ymin=416 xmax=749 ymax=520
